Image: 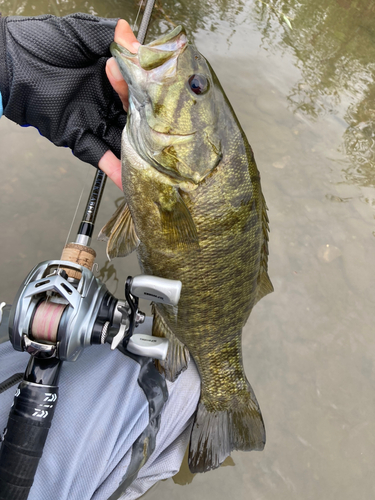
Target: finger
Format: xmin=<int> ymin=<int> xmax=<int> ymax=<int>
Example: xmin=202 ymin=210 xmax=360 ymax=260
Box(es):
xmin=107 ymin=20 xmax=141 ymax=111
xmin=98 ymin=150 xmax=123 ymax=191
xmin=106 ymin=58 xmax=129 ymax=111
xmin=115 ymin=19 xmax=141 ymax=52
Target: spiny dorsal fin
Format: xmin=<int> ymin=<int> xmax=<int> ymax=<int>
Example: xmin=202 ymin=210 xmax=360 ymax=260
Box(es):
xmin=98 ymin=200 xmax=139 ymax=260
xmin=152 ymin=304 xmax=190 ymax=382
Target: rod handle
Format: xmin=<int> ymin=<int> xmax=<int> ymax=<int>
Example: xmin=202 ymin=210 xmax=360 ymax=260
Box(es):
xmin=0 ymin=381 xmax=58 ymax=500
xmin=60 ymin=242 xmax=96 ymax=279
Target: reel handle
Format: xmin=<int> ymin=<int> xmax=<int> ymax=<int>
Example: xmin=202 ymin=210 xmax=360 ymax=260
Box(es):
xmin=130 ymin=275 xmax=182 ymax=306
xmin=127 ymin=333 xmax=168 ymax=360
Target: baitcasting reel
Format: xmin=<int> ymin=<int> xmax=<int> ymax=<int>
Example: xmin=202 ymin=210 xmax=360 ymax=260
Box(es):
xmin=0 ymin=256 xmax=181 ymax=500
xmin=8 ymin=259 xmax=181 ymax=362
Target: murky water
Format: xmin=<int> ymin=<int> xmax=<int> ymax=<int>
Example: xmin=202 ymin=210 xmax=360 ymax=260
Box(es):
xmin=1 ymin=0 xmax=374 ymax=498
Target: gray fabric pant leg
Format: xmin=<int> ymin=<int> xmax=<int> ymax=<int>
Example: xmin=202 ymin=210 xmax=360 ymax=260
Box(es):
xmin=0 ymin=341 xmax=200 ymax=500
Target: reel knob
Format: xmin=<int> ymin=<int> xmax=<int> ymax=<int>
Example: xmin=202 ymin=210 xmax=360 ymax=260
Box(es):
xmin=130 ymin=275 xmax=182 ymax=306
xmin=127 ymin=334 xmax=169 ymax=360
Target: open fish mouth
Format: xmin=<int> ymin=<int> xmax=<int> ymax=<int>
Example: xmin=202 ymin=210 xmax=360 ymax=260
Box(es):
xmin=110 ymin=42 xmax=137 ymax=59
xmin=112 ymin=24 xmax=222 ymax=184
xmin=110 ymin=25 xmax=187 ymax=72
xmin=111 ymin=26 xmax=191 ymax=137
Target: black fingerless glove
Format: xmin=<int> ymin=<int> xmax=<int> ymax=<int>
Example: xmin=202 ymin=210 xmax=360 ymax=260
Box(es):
xmin=0 ymin=13 xmax=126 ymax=166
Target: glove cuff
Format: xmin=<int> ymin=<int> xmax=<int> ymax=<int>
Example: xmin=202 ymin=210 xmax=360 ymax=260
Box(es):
xmin=0 ymin=15 xmax=9 ymax=109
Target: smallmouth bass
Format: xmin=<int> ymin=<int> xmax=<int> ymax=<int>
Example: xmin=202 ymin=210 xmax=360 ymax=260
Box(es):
xmin=100 ymin=26 xmax=273 ymax=473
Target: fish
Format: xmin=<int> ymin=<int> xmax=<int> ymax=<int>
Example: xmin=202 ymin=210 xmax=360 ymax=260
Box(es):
xmin=99 ymin=25 xmax=273 ymax=473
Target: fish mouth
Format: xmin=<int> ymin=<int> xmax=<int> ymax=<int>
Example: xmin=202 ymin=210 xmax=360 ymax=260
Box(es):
xmin=110 ymin=25 xmax=187 ymax=72
xmin=146 ymin=25 xmax=187 ymax=50
xmin=111 ymin=26 xmax=191 ymax=136
xmin=130 ymin=95 xmax=197 ymax=139
xmin=110 ymin=41 xmax=137 ymax=59
xmin=113 ymin=26 xmax=216 ymax=186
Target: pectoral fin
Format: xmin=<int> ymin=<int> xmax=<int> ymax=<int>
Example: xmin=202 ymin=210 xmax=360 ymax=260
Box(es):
xmin=98 ymin=200 xmax=140 ymax=260
xmin=157 ymin=187 xmax=199 ymax=250
xmin=98 ymin=200 xmax=126 ymax=240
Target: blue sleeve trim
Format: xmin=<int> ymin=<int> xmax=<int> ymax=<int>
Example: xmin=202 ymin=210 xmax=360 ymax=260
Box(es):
xmin=0 ymin=90 xmax=3 ymax=117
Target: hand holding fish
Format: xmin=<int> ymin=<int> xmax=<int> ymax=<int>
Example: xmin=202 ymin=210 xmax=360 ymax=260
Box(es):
xmin=0 ymin=14 xmax=137 ymax=190
xmin=99 ymin=20 xmax=140 ymax=189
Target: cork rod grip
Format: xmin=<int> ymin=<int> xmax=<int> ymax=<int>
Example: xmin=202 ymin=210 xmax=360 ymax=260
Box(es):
xmin=60 ymin=243 xmax=96 ymax=279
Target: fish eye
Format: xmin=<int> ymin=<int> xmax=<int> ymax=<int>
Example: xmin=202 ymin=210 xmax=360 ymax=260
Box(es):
xmin=188 ymin=74 xmax=209 ymax=95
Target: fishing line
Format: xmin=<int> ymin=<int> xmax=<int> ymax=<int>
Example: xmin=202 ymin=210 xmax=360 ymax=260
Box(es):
xmin=57 ymin=164 xmax=91 ymax=274
xmin=133 ymin=0 xmax=145 ymax=34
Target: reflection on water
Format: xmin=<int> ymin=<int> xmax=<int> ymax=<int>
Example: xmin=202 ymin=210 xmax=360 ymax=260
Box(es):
xmin=96 ymin=260 xmax=119 ymax=293
xmin=252 ymin=0 xmax=375 ymax=192
xmin=3 ymin=0 xmax=375 ymax=195
xmin=0 ymin=0 xmax=375 ymax=499
xmin=171 ymin=447 xmax=236 ymax=486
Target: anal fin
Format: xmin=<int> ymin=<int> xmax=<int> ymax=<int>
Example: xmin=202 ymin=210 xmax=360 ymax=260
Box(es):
xmin=152 ymin=304 xmax=190 ymax=382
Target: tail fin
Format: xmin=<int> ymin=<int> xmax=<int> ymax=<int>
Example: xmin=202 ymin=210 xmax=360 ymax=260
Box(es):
xmin=188 ymin=383 xmax=265 ymax=473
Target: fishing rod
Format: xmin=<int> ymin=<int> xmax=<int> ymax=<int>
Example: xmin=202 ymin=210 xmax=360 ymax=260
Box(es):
xmin=0 ymin=2 xmax=180 ymax=499
xmin=83 ymin=0 xmax=156 ymax=237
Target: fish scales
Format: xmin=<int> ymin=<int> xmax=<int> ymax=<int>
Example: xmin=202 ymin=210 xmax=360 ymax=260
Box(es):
xmin=101 ymin=25 xmax=273 ymax=473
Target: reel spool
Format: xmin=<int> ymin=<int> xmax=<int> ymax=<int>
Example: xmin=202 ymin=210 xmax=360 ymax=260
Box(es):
xmin=25 ymin=239 xmax=100 ymax=349
xmin=31 ymin=300 xmax=67 ymax=343
xmin=9 ymin=259 xmax=114 ymax=361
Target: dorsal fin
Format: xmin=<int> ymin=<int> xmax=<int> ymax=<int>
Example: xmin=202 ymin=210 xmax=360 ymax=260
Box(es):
xmin=254 ymin=193 xmax=273 ymax=305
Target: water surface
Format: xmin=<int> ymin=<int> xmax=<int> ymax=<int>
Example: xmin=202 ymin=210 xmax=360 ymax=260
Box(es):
xmin=0 ymin=0 xmax=374 ymax=499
